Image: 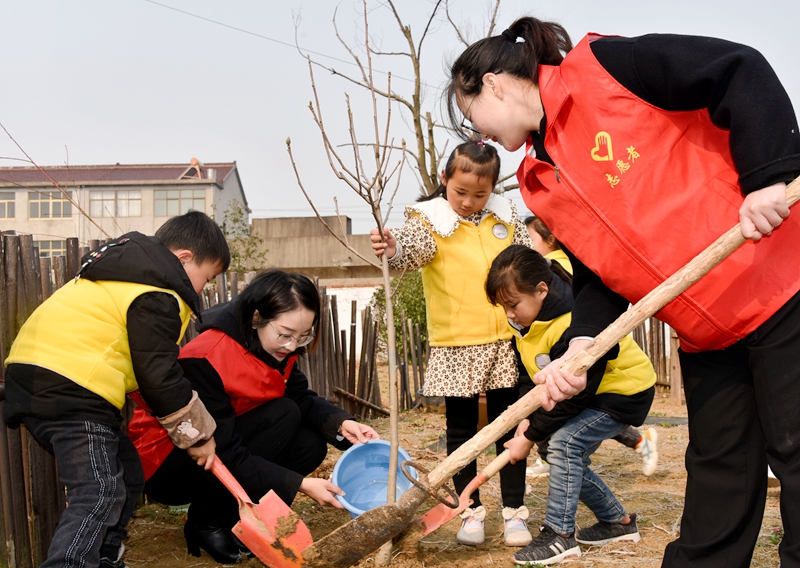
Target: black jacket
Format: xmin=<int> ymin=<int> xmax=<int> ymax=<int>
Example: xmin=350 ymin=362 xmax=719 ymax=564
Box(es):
xmin=179 ymin=298 xmax=354 ymax=505
xmin=516 ymin=274 xmax=652 ymax=441
xmin=4 ymin=232 xmax=201 ymax=428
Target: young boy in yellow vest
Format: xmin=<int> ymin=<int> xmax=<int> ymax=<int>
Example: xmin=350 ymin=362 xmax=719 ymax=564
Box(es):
xmin=3 ymin=211 xmax=229 ymax=568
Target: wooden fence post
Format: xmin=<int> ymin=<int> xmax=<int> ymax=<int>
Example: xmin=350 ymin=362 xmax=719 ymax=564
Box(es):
xmin=670 ymin=327 xmax=683 ymax=403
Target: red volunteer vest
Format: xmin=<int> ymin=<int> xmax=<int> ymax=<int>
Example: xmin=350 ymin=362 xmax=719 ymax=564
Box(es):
xmin=128 ymin=329 xmax=296 ymax=479
xmin=519 ymin=34 xmax=800 ymax=352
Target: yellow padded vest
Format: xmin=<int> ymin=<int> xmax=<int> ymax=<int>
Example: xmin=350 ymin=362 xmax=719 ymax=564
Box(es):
xmin=420 ymin=211 xmax=515 ymax=346
xmin=515 ymin=313 xmax=656 ymax=396
xmin=6 ymin=279 xmax=192 ymax=409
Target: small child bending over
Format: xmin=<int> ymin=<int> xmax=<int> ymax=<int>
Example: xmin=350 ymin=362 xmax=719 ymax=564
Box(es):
xmin=524 ymin=215 xmax=658 ymax=477
xmin=485 ymin=245 xmax=656 ymax=565
xmin=371 ymin=141 xmax=534 ymax=547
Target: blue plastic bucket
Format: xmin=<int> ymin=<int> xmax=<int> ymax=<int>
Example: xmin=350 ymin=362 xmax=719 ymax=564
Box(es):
xmin=331 ymin=440 xmax=417 ymax=518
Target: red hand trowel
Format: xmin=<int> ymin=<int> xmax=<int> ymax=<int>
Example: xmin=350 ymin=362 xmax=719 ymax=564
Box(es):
xmin=211 ymin=458 xmax=313 ymax=567
xmin=411 ymin=449 xmax=512 ymax=536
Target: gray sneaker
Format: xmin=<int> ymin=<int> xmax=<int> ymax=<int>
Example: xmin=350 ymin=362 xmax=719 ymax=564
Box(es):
xmin=513 ymin=525 xmax=581 ymax=565
xmin=576 ymin=513 xmax=641 ymax=545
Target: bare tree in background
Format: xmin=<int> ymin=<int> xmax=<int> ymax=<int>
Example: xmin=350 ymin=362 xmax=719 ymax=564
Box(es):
xmin=294 ymin=0 xmax=504 ymax=197
xmin=287 ymin=0 xmax=407 ymax=563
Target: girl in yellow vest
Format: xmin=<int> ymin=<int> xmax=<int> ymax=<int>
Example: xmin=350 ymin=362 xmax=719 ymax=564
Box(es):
xmin=485 ymin=244 xmax=656 ymax=565
xmin=370 ymin=141 xmax=535 ymax=547
xmin=524 ymin=215 xmax=658 ymax=477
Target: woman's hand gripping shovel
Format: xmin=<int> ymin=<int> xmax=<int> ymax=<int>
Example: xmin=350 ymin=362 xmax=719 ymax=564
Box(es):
xmin=299 ymin=176 xmax=800 ymax=568
xmin=210 ymin=458 xmax=312 ymax=568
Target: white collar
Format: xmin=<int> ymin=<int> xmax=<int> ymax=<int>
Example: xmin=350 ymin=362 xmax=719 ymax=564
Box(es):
xmin=406 ymin=194 xmax=516 ymax=238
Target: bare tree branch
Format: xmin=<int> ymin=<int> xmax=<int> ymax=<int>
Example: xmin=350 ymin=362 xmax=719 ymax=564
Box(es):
xmin=285 ymin=138 xmax=380 ymax=268
xmin=0 ymin=121 xmax=111 ymax=238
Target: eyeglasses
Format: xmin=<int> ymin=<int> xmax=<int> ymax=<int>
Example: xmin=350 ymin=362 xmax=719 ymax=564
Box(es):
xmin=460 ymin=97 xmax=481 ymax=136
xmin=268 ymin=321 xmax=315 ymax=348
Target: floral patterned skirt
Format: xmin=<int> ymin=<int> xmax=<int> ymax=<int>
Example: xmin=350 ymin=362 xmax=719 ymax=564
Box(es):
xmin=422 ymin=340 xmax=519 ymax=397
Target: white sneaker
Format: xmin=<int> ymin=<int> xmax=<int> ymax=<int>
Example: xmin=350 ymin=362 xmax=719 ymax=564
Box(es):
xmin=768 ymin=466 xmax=780 ymax=487
xmin=456 ymin=505 xmax=486 ymax=546
xmin=526 ymin=459 xmax=550 ymax=477
xmin=502 ymin=506 xmax=532 ymax=546
xmin=635 ymin=428 xmax=658 ymax=476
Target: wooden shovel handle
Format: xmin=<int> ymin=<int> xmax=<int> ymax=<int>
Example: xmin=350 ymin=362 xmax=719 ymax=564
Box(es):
xmin=482 ymin=449 xmax=511 ymax=479
xmin=423 ymin=177 xmax=800 ymax=489
xmin=211 ymin=458 xmax=251 ymax=505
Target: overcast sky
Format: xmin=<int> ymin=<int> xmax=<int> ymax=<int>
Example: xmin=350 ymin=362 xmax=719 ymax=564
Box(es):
xmin=2 ymin=0 xmax=798 ymax=234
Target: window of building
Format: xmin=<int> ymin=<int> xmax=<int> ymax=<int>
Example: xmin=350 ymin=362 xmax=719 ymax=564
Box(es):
xmin=0 ymin=191 xmax=14 ymax=219
xmin=154 ymin=189 xmax=205 ymax=216
xmin=89 ymin=189 xmax=142 ymax=218
xmin=35 ymin=240 xmax=67 ymax=257
xmin=29 ymin=190 xmax=73 ymax=219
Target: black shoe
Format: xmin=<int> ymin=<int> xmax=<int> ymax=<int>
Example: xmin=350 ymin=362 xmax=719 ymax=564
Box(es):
xmin=184 ymin=522 xmax=244 ymax=564
xmin=513 ymin=525 xmax=581 ymax=566
xmin=576 ymin=513 xmax=641 ymax=545
xmin=98 ymin=543 xmax=125 ymax=568
xmin=232 ymin=534 xmax=255 ymax=559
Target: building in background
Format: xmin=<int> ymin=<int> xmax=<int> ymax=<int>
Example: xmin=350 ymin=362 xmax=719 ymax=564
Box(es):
xmin=251 ymin=215 xmax=398 ymax=286
xmin=0 ymin=158 xmax=247 ymax=255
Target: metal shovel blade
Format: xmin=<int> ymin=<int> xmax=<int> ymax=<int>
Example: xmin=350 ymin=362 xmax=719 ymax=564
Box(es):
xmin=211 ymin=459 xmax=312 ymax=568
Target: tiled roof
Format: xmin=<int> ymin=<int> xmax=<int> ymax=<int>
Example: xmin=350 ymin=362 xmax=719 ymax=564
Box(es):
xmin=0 ymin=162 xmax=237 ymax=185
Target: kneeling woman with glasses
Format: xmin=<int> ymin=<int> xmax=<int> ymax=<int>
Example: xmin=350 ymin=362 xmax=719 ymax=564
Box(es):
xmin=128 ymin=269 xmax=379 ymax=563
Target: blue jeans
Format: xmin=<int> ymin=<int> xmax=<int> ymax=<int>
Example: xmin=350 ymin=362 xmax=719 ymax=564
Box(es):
xmin=25 ymin=417 xmax=144 ymax=568
xmin=544 ymin=408 xmax=628 ymax=535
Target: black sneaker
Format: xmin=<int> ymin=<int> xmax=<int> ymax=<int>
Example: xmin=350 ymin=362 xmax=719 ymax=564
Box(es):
xmin=99 ymin=543 xmax=125 ymax=568
xmin=576 ymin=513 xmax=641 ymax=545
xmin=513 ymin=525 xmax=581 ymax=565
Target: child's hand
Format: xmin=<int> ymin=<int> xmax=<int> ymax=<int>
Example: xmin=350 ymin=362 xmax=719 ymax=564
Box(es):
xmin=370 ymin=228 xmax=396 ymax=258
xmin=504 ymin=434 xmax=535 ymax=465
xmin=339 ymin=420 xmax=380 ymax=444
xmin=299 ymin=478 xmax=346 ymax=509
xmin=739 ymin=182 xmax=789 ymax=241
xmin=514 ymin=418 xmax=530 ymax=438
xmin=534 ymin=339 xmax=589 ymax=410
xmin=187 ymin=437 xmax=216 ymax=470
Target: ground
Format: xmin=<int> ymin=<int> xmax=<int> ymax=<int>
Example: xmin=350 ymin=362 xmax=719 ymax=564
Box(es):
xmin=122 ymin=393 xmax=784 ymax=567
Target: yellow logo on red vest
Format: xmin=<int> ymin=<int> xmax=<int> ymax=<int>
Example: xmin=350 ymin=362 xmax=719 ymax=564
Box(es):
xmin=590 ymin=131 xmax=643 ymax=189
xmin=590 ymin=131 xmax=613 ymax=161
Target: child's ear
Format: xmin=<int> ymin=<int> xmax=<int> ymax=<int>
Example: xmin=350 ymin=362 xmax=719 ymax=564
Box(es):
xmin=252 ymin=310 xmax=262 ymax=328
xmin=440 ymin=170 xmax=448 ymax=186
xmin=173 ymin=249 xmax=194 ymax=266
xmin=536 ymin=281 xmax=549 ymax=298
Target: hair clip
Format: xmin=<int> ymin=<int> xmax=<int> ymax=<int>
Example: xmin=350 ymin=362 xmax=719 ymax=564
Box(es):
xmin=501 ymin=28 xmax=525 ymax=43
xmin=477 ymin=140 xmax=485 ymax=146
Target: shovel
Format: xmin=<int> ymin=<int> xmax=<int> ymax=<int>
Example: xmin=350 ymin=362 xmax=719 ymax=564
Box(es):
xmin=210 ymin=458 xmax=313 ymax=568
xmin=410 ymin=449 xmax=511 ymax=537
xmin=300 ymin=176 xmax=800 ymax=568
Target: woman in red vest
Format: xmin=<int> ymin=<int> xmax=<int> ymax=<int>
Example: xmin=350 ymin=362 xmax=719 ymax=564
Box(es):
xmin=445 ymin=17 xmax=800 ymax=567
xmin=128 ymin=270 xmax=378 ymax=563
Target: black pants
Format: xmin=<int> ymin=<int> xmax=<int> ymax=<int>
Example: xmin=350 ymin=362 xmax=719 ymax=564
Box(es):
xmin=145 ymin=398 xmax=327 ymax=530
xmin=445 ymin=387 xmax=527 ymax=508
xmin=663 ymin=290 xmax=800 ymax=568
